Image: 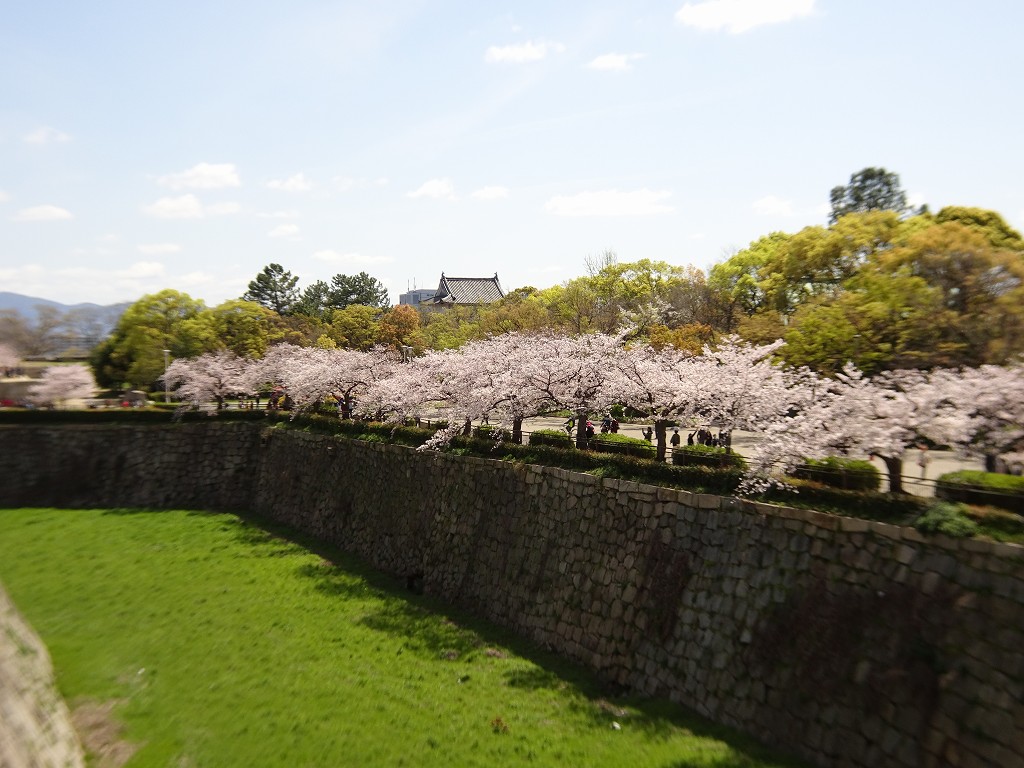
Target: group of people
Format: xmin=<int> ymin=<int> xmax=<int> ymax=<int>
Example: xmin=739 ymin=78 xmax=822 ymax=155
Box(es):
xmin=670 ymin=426 xmax=732 ymax=449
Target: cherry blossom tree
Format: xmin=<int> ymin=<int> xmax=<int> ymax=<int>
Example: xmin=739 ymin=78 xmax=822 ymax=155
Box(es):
xmin=27 ymin=365 xmax=97 ymax=408
xmin=163 ymin=350 xmax=253 ymax=409
xmin=516 ymin=332 xmax=624 ymax=448
xmin=747 ymin=365 xmax=939 ymax=494
xmin=0 ymin=342 xmax=20 ymax=375
xmin=253 ymin=345 xmax=397 ymax=416
xmin=923 ymin=363 xmax=1024 ymax=471
xmin=615 ymin=344 xmax=709 ymax=460
xmin=694 ymin=337 xmax=796 ymax=432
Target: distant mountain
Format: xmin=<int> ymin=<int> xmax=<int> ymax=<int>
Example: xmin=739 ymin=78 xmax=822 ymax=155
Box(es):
xmin=0 ymin=292 xmax=127 ymax=319
xmin=0 ymin=293 xmax=129 ymax=357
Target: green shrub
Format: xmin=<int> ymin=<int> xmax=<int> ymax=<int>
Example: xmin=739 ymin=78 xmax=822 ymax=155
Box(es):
xmin=935 ymin=470 xmax=1024 ymax=514
xmin=791 ymin=457 xmax=881 ymax=491
xmin=588 ymin=432 xmax=656 ymax=459
xmin=474 ymin=424 xmax=512 ymax=442
xmin=760 ymin=480 xmax=926 ymax=522
xmin=913 ymin=501 xmax=980 ymax=538
xmin=672 ymin=444 xmax=747 ymax=470
xmin=609 ymin=404 xmax=625 ymax=419
xmin=529 ymin=428 xmax=574 ymax=448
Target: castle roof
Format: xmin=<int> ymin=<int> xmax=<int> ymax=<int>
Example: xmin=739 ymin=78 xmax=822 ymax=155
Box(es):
xmin=430 ymin=273 xmax=505 ymax=305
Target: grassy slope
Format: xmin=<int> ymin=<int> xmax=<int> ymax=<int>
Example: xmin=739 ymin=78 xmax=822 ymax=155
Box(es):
xmin=0 ymin=508 xmax=805 ymax=768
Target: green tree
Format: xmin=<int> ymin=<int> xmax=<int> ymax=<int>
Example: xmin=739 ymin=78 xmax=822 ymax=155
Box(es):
xmin=327 ymin=305 xmax=381 ymax=350
xmin=934 ymin=206 xmax=1024 ymax=250
xmin=208 ymin=300 xmax=276 ymax=357
xmin=328 ymin=272 xmax=390 ymax=310
xmin=293 ymin=280 xmax=332 ymax=319
xmin=92 ymin=290 xmax=206 ymax=390
xmin=242 ymin=263 xmax=300 ymax=315
xmin=829 ymin=167 xmax=908 ymax=224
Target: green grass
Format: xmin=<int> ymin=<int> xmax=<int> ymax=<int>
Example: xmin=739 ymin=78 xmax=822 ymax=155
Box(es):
xmin=0 ymin=508 xmax=805 ymax=768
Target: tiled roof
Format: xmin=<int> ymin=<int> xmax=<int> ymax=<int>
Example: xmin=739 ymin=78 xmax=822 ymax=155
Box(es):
xmin=431 ymin=274 xmax=505 ymax=305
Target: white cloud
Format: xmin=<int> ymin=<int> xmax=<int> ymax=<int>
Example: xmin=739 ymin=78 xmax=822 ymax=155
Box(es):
xmin=118 ymin=261 xmax=166 ymax=278
xmin=138 ymin=243 xmax=182 ymax=255
xmin=23 ymin=126 xmax=71 ymax=144
xmin=0 ymin=261 xmax=171 ymax=305
xmin=142 ymin=194 xmax=240 ymax=219
xmin=407 ymin=178 xmax=456 ymax=200
xmin=545 ymin=189 xmax=673 ymax=217
xmin=143 ymin=195 xmax=204 ymax=219
xmin=485 ymin=40 xmax=565 ymax=63
xmin=206 ymin=201 xmax=242 ymax=216
xmin=471 ymin=186 xmax=509 ymax=201
xmin=752 ymin=195 xmax=794 ymax=216
xmin=675 ymin=0 xmax=814 ymax=34
xmin=588 ymin=53 xmax=645 ymax=72
xmin=268 ymin=224 xmax=300 ymax=238
xmin=267 ymin=173 xmax=312 ymax=192
xmin=12 ymin=204 xmax=73 ymax=221
xmin=312 ymin=250 xmax=393 ymax=265
xmin=157 ymin=162 xmax=240 ymax=190
xmin=0 ymin=189 xmax=10 ymax=202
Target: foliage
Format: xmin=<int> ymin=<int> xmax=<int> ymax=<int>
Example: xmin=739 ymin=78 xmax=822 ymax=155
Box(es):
xmin=163 ymin=350 xmax=254 ymax=408
xmin=587 ymin=432 xmax=656 ymax=458
xmin=935 ymin=471 xmax=1024 ymax=514
xmin=242 ymin=263 xmax=300 ymax=315
xmin=829 ymin=167 xmax=908 ymax=224
xmin=912 ymin=501 xmax=980 ymax=538
xmin=327 ymin=271 xmax=390 ymax=310
xmin=0 ymin=341 xmax=22 ymax=371
xmin=791 ymin=457 xmax=881 ymax=491
xmin=757 ymin=480 xmax=926 ymax=522
xmin=0 ymin=509 xmax=802 ymax=768
xmin=673 ymin=444 xmax=747 ymax=470
xmin=90 ymin=289 xmax=206 ymax=390
xmin=26 ymin=364 xmax=97 ymax=407
xmin=529 ymin=428 xmax=573 ymax=447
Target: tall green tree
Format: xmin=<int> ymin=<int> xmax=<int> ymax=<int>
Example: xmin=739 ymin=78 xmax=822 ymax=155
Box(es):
xmin=242 ymin=263 xmax=300 ymax=315
xmin=934 ymin=206 xmax=1024 ymax=250
xmin=293 ymin=280 xmax=332 ymax=319
xmin=327 ymin=272 xmax=390 ymax=310
xmin=91 ymin=290 xmax=206 ymax=390
xmin=829 ymin=167 xmax=908 ymax=224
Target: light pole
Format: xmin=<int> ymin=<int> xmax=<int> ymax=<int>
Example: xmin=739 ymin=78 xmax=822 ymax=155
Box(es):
xmin=163 ymin=349 xmax=170 ymax=403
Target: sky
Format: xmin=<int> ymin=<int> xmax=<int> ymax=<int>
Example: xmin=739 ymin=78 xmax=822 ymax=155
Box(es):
xmin=2 ymin=0 xmax=1023 ymax=308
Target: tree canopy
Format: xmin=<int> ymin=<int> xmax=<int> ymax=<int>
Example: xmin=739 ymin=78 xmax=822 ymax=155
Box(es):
xmin=242 ymin=264 xmax=301 ymax=315
xmin=829 ymin=167 xmax=908 ymax=224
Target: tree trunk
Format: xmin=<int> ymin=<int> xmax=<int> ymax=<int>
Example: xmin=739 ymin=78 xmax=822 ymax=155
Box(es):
xmin=655 ymin=419 xmax=669 ymax=462
xmin=984 ymin=453 xmax=997 ymax=473
xmin=462 ymin=418 xmax=472 ymax=436
xmin=575 ymin=411 xmax=588 ymax=449
xmin=512 ymin=417 xmax=523 ymax=444
xmin=882 ymin=455 xmax=904 ymax=494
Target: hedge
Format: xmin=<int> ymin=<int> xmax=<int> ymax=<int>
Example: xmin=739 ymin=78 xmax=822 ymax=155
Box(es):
xmin=935 ymin=470 xmax=1024 ymax=515
xmin=672 ymin=444 xmax=747 ymax=470
xmin=587 ymin=432 xmax=656 ymax=459
xmin=529 ymin=428 xmax=574 ymax=448
xmin=791 ymin=456 xmax=882 ymax=492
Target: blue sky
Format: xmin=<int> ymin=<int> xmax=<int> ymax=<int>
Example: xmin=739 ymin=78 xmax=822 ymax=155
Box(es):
xmin=2 ymin=0 xmax=1022 ymax=307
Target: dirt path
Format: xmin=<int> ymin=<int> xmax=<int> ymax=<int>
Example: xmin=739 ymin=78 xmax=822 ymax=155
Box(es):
xmin=0 ymin=582 xmax=85 ymax=768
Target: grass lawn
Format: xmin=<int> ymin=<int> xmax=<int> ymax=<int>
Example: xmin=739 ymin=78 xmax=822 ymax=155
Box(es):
xmin=0 ymin=508 xmax=805 ymax=768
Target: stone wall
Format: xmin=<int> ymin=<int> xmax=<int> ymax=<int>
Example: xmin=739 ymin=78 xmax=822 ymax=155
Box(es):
xmin=1 ymin=422 xmax=1022 ymax=768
